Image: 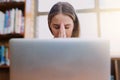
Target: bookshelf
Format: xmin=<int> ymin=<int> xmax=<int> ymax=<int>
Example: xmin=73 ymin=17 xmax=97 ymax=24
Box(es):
xmin=0 ymin=66 xmax=9 ymax=80
xmin=0 ymin=1 xmax=25 ymax=80
xmin=111 ymin=58 xmax=120 ymax=80
xmin=0 ymin=0 xmax=35 ymax=80
xmin=0 ymin=65 xmax=9 ymax=69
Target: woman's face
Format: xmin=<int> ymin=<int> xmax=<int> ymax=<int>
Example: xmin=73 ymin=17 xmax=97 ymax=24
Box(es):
xmin=50 ymin=13 xmax=74 ymax=38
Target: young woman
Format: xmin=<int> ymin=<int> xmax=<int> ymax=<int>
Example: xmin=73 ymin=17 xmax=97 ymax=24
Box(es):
xmin=48 ymin=2 xmax=80 ymax=38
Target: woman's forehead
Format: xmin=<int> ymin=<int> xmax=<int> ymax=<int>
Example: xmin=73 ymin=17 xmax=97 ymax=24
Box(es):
xmin=51 ymin=14 xmax=74 ymax=24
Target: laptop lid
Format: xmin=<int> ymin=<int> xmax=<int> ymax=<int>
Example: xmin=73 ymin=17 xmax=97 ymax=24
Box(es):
xmin=10 ymin=38 xmax=110 ymax=80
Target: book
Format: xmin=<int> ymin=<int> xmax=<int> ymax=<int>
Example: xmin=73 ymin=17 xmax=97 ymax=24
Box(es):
xmin=0 ymin=46 xmax=5 ymax=65
xmin=111 ymin=75 xmax=114 ymax=80
xmin=0 ymin=8 xmax=24 ymax=34
xmin=15 ymin=8 xmax=23 ymax=33
xmin=7 ymin=10 xmax=11 ymax=34
xmin=4 ymin=11 xmax=9 ymax=34
xmin=0 ymin=11 xmax=5 ymax=34
xmin=4 ymin=47 xmax=10 ymax=65
xmin=14 ymin=8 xmax=18 ymax=33
xmin=0 ymin=46 xmax=10 ymax=66
xmin=21 ymin=17 xmax=24 ymax=34
xmin=10 ymin=8 xmax=15 ymax=33
xmin=0 ymin=0 xmax=25 ymax=2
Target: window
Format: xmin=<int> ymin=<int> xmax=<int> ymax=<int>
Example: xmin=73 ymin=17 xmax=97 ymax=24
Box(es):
xmin=38 ymin=0 xmax=94 ymax=12
xmin=78 ymin=13 xmax=98 ymax=38
xmin=36 ymin=0 xmax=120 ymax=53
xmin=99 ymin=0 xmax=120 ymax=53
xmin=100 ymin=12 xmax=120 ymax=52
xmin=99 ymin=0 xmax=120 ymax=9
xmin=36 ymin=15 xmax=53 ymax=38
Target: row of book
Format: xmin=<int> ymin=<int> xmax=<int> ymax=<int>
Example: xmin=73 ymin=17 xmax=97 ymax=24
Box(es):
xmin=111 ymin=75 xmax=114 ymax=80
xmin=0 ymin=45 xmax=10 ymax=66
xmin=0 ymin=8 xmax=24 ymax=34
xmin=0 ymin=0 xmax=24 ymax=2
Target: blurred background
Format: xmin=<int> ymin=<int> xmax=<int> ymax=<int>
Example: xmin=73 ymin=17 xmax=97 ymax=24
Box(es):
xmin=35 ymin=0 xmax=120 ymax=54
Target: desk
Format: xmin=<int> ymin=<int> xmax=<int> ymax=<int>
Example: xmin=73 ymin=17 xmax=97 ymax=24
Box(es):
xmin=111 ymin=52 xmax=120 ymax=80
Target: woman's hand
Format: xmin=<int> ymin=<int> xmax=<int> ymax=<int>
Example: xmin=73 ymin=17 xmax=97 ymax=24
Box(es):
xmin=58 ymin=23 xmax=66 ymax=38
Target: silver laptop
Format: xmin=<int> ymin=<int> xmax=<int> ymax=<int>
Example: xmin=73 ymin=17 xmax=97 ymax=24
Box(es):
xmin=10 ymin=38 xmax=110 ymax=80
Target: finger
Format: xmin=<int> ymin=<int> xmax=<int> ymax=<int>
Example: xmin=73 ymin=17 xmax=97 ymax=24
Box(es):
xmin=59 ymin=23 xmax=66 ymax=38
xmin=60 ymin=23 xmax=66 ymax=37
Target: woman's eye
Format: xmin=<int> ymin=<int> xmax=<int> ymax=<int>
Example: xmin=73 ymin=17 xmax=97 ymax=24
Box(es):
xmin=54 ymin=25 xmax=60 ymax=29
xmin=65 ymin=27 xmax=69 ymax=29
xmin=65 ymin=26 xmax=70 ymax=29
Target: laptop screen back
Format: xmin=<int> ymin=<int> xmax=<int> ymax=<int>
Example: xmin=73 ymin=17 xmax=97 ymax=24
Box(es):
xmin=10 ymin=38 xmax=110 ymax=80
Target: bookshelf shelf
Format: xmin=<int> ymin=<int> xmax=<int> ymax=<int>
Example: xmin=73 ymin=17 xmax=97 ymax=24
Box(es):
xmin=0 ymin=65 xmax=9 ymax=69
xmin=0 ymin=2 xmax=25 ymax=13
xmin=0 ymin=65 xmax=9 ymax=80
xmin=0 ymin=33 xmax=24 ymax=41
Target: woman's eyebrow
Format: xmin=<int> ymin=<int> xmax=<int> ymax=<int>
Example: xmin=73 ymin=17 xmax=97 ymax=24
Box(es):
xmin=65 ymin=24 xmax=71 ymax=26
xmin=53 ymin=23 xmax=71 ymax=26
xmin=53 ymin=24 xmax=60 ymax=27
xmin=53 ymin=24 xmax=59 ymax=25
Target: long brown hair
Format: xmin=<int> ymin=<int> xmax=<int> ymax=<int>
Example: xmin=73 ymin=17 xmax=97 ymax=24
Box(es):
xmin=48 ymin=2 xmax=80 ymax=37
